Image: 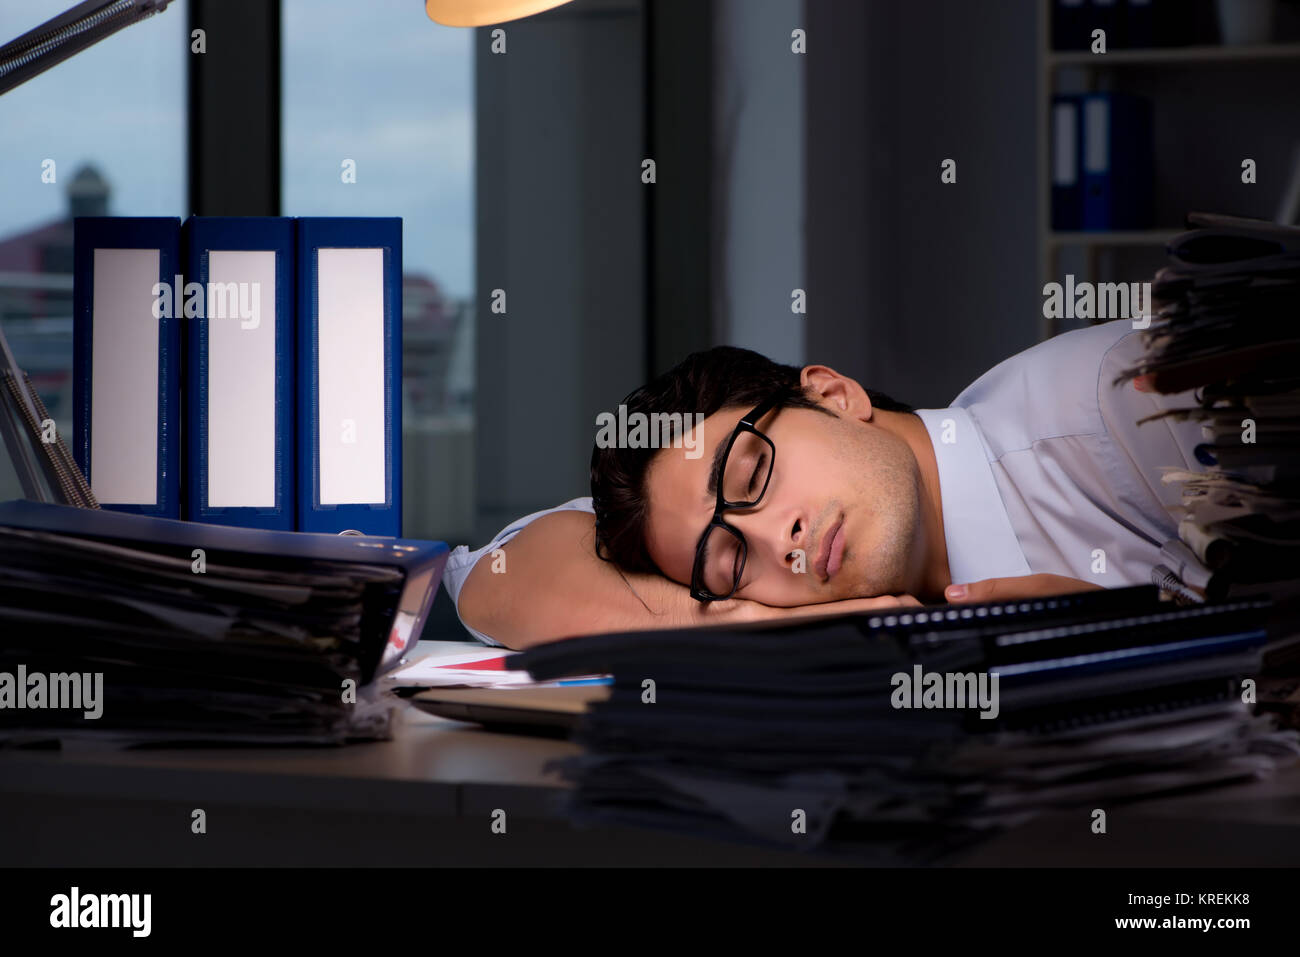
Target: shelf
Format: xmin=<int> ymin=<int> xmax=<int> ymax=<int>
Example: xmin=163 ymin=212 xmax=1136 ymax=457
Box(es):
xmin=1048 ymin=42 xmax=1300 ymax=68
xmin=1047 ymin=229 xmax=1181 ymax=247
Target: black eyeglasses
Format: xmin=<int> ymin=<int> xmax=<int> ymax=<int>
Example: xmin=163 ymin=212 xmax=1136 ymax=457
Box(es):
xmin=689 ymin=392 xmax=781 ymax=602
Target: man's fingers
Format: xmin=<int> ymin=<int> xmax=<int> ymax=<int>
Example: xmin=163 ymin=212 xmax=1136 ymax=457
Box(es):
xmin=945 ymin=574 xmax=1104 ymax=604
xmin=836 ymin=594 xmax=921 ymax=612
xmin=945 ymin=580 xmax=1001 ymax=604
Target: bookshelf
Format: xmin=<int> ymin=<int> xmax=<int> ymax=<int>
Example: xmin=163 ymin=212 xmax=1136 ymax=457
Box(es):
xmin=1049 ymin=40 xmax=1300 ymax=67
xmin=1035 ymin=2 xmax=1300 ymax=339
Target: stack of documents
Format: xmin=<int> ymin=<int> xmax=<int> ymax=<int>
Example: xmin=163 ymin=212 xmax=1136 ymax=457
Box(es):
xmin=511 ymin=586 xmax=1300 ymax=862
xmin=1118 ymin=212 xmax=1300 ymax=597
xmin=0 ymin=499 xmax=447 ymax=747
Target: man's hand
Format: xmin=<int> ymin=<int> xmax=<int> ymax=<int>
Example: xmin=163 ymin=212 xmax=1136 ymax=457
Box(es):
xmin=944 ymin=574 xmax=1103 ymax=604
xmin=731 ymin=593 xmax=922 ymax=625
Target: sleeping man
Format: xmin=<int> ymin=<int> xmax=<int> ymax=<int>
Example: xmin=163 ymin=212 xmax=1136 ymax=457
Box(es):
xmin=444 ymin=319 xmax=1203 ymax=650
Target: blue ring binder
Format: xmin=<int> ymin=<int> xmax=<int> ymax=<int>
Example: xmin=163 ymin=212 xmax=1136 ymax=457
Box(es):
xmin=184 ymin=217 xmax=295 ymax=529
xmin=295 ymin=217 xmax=403 ymax=536
xmin=72 ymin=216 xmax=182 ymax=518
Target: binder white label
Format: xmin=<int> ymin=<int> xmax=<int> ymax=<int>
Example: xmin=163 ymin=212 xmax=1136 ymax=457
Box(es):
xmin=207 ymin=250 xmax=276 ymax=508
xmin=317 ymin=247 xmax=386 ymax=506
xmin=90 ymin=248 xmax=159 ymax=505
xmin=1052 ymin=101 xmax=1077 ymax=186
xmin=1084 ymin=99 xmax=1109 ymax=174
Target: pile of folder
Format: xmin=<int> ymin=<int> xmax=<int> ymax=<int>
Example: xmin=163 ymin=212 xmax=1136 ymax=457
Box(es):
xmin=0 ymin=500 xmax=447 ymax=748
xmin=72 ymin=215 xmax=402 ymax=535
xmin=1118 ymin=213 xmax=1300 ymax=599
xmin=1051 ymin=91 xmax=1153 ymax=231
xmin=512 ymin=586 xmax=1300 ymax=863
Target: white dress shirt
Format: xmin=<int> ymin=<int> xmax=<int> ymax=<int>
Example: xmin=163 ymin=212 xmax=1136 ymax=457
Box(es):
xmin=917 ymin=319 xmax=1202 ymax=588
xmin=442 ymin=321 xmax=1202 ymax=644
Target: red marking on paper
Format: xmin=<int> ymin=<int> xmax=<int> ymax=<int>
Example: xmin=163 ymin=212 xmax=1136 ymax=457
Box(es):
xmin=438 ymin=656 xmax=508 ymax=671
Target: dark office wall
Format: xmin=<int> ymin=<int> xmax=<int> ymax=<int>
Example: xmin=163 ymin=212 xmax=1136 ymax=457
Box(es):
xmin=474 ymin=0 xmax=645 ymax=543
xmin=806 ymin=0 xmax=1039 ymax=409
xmin=712 ymin=0 xmax=805 ymax=368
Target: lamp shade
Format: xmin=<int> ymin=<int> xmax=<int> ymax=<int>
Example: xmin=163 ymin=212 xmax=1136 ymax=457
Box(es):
xmin=425 ymin=0 xmax=574 ymax=27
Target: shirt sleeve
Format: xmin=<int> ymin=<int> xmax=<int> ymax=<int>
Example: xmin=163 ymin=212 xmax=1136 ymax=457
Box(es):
xmin=440 ymin=497 xmax=596 ymax=646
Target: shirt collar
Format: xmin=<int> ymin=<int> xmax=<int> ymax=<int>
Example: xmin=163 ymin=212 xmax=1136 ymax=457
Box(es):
xmin=913 ymin=407 xmax=1031 ymax=584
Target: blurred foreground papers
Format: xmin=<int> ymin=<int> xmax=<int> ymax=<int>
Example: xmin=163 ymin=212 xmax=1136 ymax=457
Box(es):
xmin=512 ymin=587 xmax=1300 ymax=863
xmin=0 ymin=500 xmax=447 ymax=747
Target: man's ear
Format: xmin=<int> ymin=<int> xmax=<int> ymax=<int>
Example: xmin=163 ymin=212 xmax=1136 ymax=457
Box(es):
xmin=800 ymin=365 xmax=874 ymax=420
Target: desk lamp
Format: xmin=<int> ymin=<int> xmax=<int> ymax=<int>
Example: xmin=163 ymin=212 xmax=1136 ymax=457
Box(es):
xmin=0 ymin=0 xmax=173 ymax=97
xmin=425 ymin=0 xmax=574 ymax=27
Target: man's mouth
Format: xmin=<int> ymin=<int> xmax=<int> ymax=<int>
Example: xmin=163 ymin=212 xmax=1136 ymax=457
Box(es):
xmin=815 ymin=515 xmax=845 ymax=582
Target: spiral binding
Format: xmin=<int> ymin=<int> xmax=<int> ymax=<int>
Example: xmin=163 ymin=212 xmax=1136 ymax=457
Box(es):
xmin=2 ymin=371 xmax=98 ymax=509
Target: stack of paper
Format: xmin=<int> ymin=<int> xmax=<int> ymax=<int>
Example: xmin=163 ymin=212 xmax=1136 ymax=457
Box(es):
xmin=0 ymin=500 xmax=447 ymax=747
xmin=1117 ymin=212 xmax=1300 ymax=596
xmin=510 ymin=586 xmax=1300 ymax=863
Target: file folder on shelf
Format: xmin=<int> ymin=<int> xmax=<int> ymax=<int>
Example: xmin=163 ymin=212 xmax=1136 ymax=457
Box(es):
xmin=296 ymin=217 xmax=402 ymax=536
xmin=73 ymin=216 xmax=181 ymax=518
xmin=1051 ymin=95 xmax=1083 ymax=230
xmin=1081 ymin=92 xmax=1154 ymax=231
xmin=183 ymin=217 xmax=295 ymax=529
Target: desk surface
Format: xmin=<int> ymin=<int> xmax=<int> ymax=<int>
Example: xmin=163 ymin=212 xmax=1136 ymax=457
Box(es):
xmin=2 ymin=641 xmax=1299 ymax=866
xmin=0 ymin=642 xmax=580 ymax=818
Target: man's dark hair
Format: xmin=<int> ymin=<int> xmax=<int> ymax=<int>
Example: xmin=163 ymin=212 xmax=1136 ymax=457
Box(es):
xmin=589 ymin=346 xmax=914 ymax=575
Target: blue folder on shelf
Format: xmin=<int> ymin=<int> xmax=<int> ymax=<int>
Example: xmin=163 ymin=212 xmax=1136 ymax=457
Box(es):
xmin=184 ymin=217 xmax=295 ymax=529
xmin=73 ymin=216 xmax=181 ymax=518
xmin=1081 ymin=92 xmax=1154 ymax=231
xmin=296 ymin=217 xmax=403 ymax=536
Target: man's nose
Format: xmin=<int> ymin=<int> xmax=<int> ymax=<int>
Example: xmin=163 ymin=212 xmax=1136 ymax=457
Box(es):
xmin=728 ymin=506 xmax=808 ymax=567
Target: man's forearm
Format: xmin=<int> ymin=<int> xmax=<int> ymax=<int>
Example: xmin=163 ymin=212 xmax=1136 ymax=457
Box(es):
xmin=456 ymin=511 xmax=749 ymax=649
xmin=456 ymin=510 xmax=919 ymax=649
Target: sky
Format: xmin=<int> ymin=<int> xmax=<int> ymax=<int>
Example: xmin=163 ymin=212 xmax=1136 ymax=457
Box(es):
xmin=0 ymin=0 xmax=474 ymax=298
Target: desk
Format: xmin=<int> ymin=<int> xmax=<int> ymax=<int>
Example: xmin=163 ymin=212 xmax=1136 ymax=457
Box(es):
xmin=0 ymin=642 xmax=838 ymax=866
xmin=1 ymin=641 xmax=1298 ymax=866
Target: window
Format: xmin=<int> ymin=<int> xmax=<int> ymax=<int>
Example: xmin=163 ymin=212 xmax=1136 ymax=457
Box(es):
xmin=282 ymin=0 xmax=475 ymax=543
xmin=0 ymin=1 xmax=185 ymax=500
